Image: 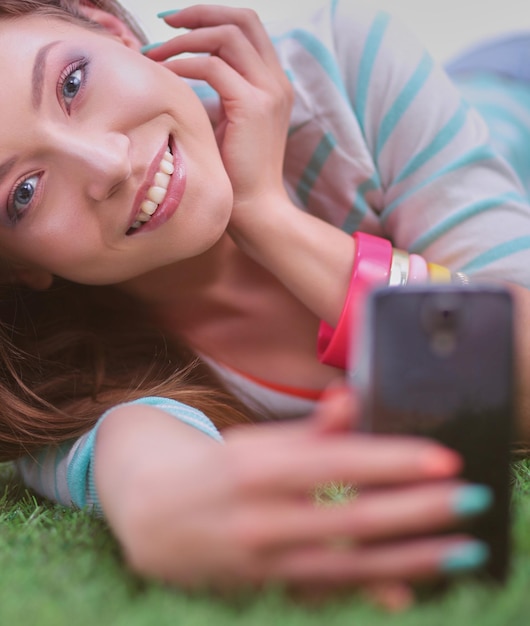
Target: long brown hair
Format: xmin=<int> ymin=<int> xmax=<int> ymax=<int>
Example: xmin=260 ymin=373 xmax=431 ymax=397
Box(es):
xmin=0 ymin=278 xmax=254 ymax=461
xmin=0 ymin=0 xmax=254 ymax=462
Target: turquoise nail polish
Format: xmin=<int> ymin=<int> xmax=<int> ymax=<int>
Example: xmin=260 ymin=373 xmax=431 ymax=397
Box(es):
xmin=157 ymin=9 xmax=181 ymax=18
xmin=140 ymin=42 xmax=163 ymax=54
xmin=441 ymin=541 xmax=490 ymax=573
xmin=452 ymin=485 xmax=493 ymax=517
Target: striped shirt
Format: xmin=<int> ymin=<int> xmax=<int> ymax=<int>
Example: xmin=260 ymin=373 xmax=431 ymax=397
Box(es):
xmin=16 ymin=0 xmax=530 ymax=510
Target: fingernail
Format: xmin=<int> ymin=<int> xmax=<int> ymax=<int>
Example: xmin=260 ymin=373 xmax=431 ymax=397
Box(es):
xmin=157 ymin=9 xmax=181 ymax=18
xmin=452 ymin=485 xmax=493 ymax=517
xmin=441 ymin=541 xmax=490 ymax=573
xmin=140 ymin=42 xmax=164 ymax=54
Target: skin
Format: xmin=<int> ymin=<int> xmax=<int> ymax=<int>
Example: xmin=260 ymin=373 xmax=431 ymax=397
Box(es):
xmin=0 ymin=11 xmax=233 ymax=285
xmin=0 ymin=3 xmax=518 ymax=597
xmin=95 ymin=386 xmax=469 ymax=597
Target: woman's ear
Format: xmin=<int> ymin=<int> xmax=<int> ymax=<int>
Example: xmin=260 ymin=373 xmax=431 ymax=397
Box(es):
xmin=78 ymin=4 xmax=142 ymax=50
xmin=11 ymin=266 xmax=53 ymax=291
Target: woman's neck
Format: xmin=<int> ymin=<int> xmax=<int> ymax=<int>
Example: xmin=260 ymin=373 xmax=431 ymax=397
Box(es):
xmin=115 ymin=231 xmax=336 ymax=390
xmin=115 ymin=233 xmax=249 ymax=319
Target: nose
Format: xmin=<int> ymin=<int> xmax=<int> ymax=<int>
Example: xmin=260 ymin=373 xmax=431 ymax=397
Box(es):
xmin=56 ymin=130 xmax=132 ymax=201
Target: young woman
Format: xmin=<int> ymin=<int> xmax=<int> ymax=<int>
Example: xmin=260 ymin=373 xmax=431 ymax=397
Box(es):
xmin=0 ymin=0 xmax=530 ymax=598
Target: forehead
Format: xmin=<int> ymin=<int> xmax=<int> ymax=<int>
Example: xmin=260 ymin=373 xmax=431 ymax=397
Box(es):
xmin=0 ymin=14 xmax=133 ymax=178
xmin=0 ymin=13 xmax=105 ymax=64
xmin=0 ymin=14 xmax=117 ymax=119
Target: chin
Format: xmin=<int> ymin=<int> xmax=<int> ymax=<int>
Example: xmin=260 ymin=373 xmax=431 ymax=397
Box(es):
xmin=200 ymin=182 xmax=234 ymax=235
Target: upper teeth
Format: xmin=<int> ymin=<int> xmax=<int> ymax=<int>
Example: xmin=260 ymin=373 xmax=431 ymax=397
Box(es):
xmin=129 ymin=147 xmax=174 ymax=230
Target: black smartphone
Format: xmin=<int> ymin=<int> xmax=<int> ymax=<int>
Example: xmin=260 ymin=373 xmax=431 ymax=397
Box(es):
xmin=350 ymin=284 xmax=514 ymax=583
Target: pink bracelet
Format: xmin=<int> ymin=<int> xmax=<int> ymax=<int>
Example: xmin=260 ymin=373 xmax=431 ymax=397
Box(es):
xmin=317 ymin=232 xmax=393 ymax=370
xmin=408 ymin=253 xmax=429 ymax=283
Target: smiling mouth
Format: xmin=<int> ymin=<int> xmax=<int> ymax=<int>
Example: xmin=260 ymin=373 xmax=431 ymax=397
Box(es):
xmin=127 ymin=146 xmax=175 ymax=235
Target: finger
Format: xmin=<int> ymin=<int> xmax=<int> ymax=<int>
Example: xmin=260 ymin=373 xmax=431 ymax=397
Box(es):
xmin=267 ymin=535 xmax=488 ymax=585
xmin=157 ymin=4 xmax=281 ymax=69
xmin=361 ymin=582 xmax=415 ymax=613
xmin=149 ymin=26 xmax=276 ymax=88
xmin=287 ymin=580 xmax=415 ymax=611
xmin=162 ymin=54 xmax=257 ymax=105
xmin=225 ymin=431 xmax=462 ymax=494
xmin=309 ymin=383 xmax=359 ymax=435
xmin=225 ymin=481 xmax=482 ymax=550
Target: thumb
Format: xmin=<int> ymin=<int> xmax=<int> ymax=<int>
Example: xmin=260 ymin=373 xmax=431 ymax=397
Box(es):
xmin=310 ymin=381 xmax=359 ymax=436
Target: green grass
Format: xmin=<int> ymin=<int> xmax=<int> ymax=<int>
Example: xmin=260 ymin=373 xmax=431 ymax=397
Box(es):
xmin=2 ymin=462 xmax=530 ymax=626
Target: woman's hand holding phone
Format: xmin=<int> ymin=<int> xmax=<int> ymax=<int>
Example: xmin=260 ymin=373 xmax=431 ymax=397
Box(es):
xmin=95 ymin=385 xmax=491 ymax=598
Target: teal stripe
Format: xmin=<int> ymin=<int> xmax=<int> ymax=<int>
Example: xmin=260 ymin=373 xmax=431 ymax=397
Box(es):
xmin=475 ymin=102 xmax=530 ymax=141
xmin=288 ymin=120 xmax=310 ymax=137
xmin=462 ymin=236 xmax=530 ymax=274
xmin=409 ymin=192 xmax=522 ymax=253
xmin=376 ymin=52 xmax=434 ymax=160
xmin=331 ymin=0 xmax=339 ymax=16
xmin=381 ymin=144 xmax=496 ymax=223
xmin=66 ymin=430 xmax=96 ymax=508
xmin=394 ymin=100 xmax=469 ymax=185
xmin=191 ymin=83 xmax=217 ymax=100
xmin=274 ymin=29 xmax=347 ymax=100
xmin=456 ymin=73 xmax=530 ymax=112
xmin=284 ymin=68 xmax=295 ymax=84
xmin=296 ymin=132 xmax=337 ymax=205
xmin=473 ymin=102 xmax=530 ymax=181
xmin=342 ymin=176 xmax=380 ymax=232
xmin=356 ymin=12 xmax=391 ymax=134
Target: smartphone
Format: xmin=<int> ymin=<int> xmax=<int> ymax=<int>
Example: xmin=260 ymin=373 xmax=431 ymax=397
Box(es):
xmin=350 ymin=284 xmax=514 ymax=583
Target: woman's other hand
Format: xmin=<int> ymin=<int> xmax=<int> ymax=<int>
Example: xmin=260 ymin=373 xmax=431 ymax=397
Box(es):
xmin=94 ymin=386 xmax=490 ymax=594
xmin=144 ymin=7 xmax=357 ymax=324
xmin=145 ymin=5 xmax=293 ymax=225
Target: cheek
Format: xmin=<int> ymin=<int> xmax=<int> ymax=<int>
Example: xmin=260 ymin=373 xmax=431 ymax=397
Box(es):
xmin=23 ymin=211 xmax=103 ymax=269
xmin=103 ymin=54 xmax=181 ymax=109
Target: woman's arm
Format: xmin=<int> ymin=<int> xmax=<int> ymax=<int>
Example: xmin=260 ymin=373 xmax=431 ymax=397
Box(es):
xmin=146 ymin=6 xmax=356 ymax=327
xmin=148 ymin=4 xmax=530 ymax=442
xmin=147 ymin=4 xmax=529 ymax=320
xmin=93 ymin=388 xmax=490 ymax=591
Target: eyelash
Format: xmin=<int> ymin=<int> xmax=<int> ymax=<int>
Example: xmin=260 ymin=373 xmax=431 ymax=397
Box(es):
xmin=6 ymin=172 xmax=42 ymax=224
xmin=6 ymin=58 xmax=90 ymax=223
xmin=58 ymin=57 xmax=89 ymax=114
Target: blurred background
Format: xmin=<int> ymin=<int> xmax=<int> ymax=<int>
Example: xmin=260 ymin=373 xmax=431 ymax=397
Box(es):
xmin=122 ymin=0 xmax=530 ymax=63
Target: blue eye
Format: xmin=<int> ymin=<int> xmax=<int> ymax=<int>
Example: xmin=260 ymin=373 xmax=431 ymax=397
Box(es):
xmin=59 ymin=59 xmax=88 ymax=113
xmin=63 ymin=70 xmax=83 ymax=98
xmin=63 ymin=68 xmax=82 ymax=102
xmin=8 ymin=174 xmax=39 ymax=222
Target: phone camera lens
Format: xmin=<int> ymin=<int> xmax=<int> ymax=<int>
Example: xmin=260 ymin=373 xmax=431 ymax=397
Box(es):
xmin=420 ymin=293 xmax=461 ymax=356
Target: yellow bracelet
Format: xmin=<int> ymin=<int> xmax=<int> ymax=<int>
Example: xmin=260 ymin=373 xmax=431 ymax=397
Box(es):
xmin=427 ymin=262 xmax=452 ymax=283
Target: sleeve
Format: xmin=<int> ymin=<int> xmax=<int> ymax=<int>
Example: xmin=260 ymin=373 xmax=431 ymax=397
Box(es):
xmin=15 ymin=397 xmax=223 ymax=514
xmin=299 ymin=1 xmax=530 ymax=287
xmin=338 ymin=0 xmax=530 ymax=285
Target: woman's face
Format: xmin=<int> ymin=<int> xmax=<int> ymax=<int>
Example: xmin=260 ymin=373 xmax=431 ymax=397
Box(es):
xmin=0 ymin=14 xmax=233 ymax=285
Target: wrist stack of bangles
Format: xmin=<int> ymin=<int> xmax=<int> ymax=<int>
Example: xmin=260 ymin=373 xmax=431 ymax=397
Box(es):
xmin=317 ymin=231 xmax=470 ymax=369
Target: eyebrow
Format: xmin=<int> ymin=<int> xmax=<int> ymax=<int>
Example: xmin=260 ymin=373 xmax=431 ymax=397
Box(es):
xmin=32 ymin=40 xmax=60 ymax=109
xmin=0 ymin=42 xmax=60 ymax=190
xmin=0 ymin=157 xmax=16 ymax=189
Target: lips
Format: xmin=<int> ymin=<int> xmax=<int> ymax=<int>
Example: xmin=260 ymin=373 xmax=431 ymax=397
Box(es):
xmin=127 ymin=146 xmax=174 ymax=233
xmin=127 ymin=139 xmax=185 ymax=236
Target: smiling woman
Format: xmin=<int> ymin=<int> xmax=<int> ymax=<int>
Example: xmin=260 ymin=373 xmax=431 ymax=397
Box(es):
xmin=0 ymin=7 xmax=232 ymax=285
xmin=0 ymin=0 xmax=529 ymax=600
